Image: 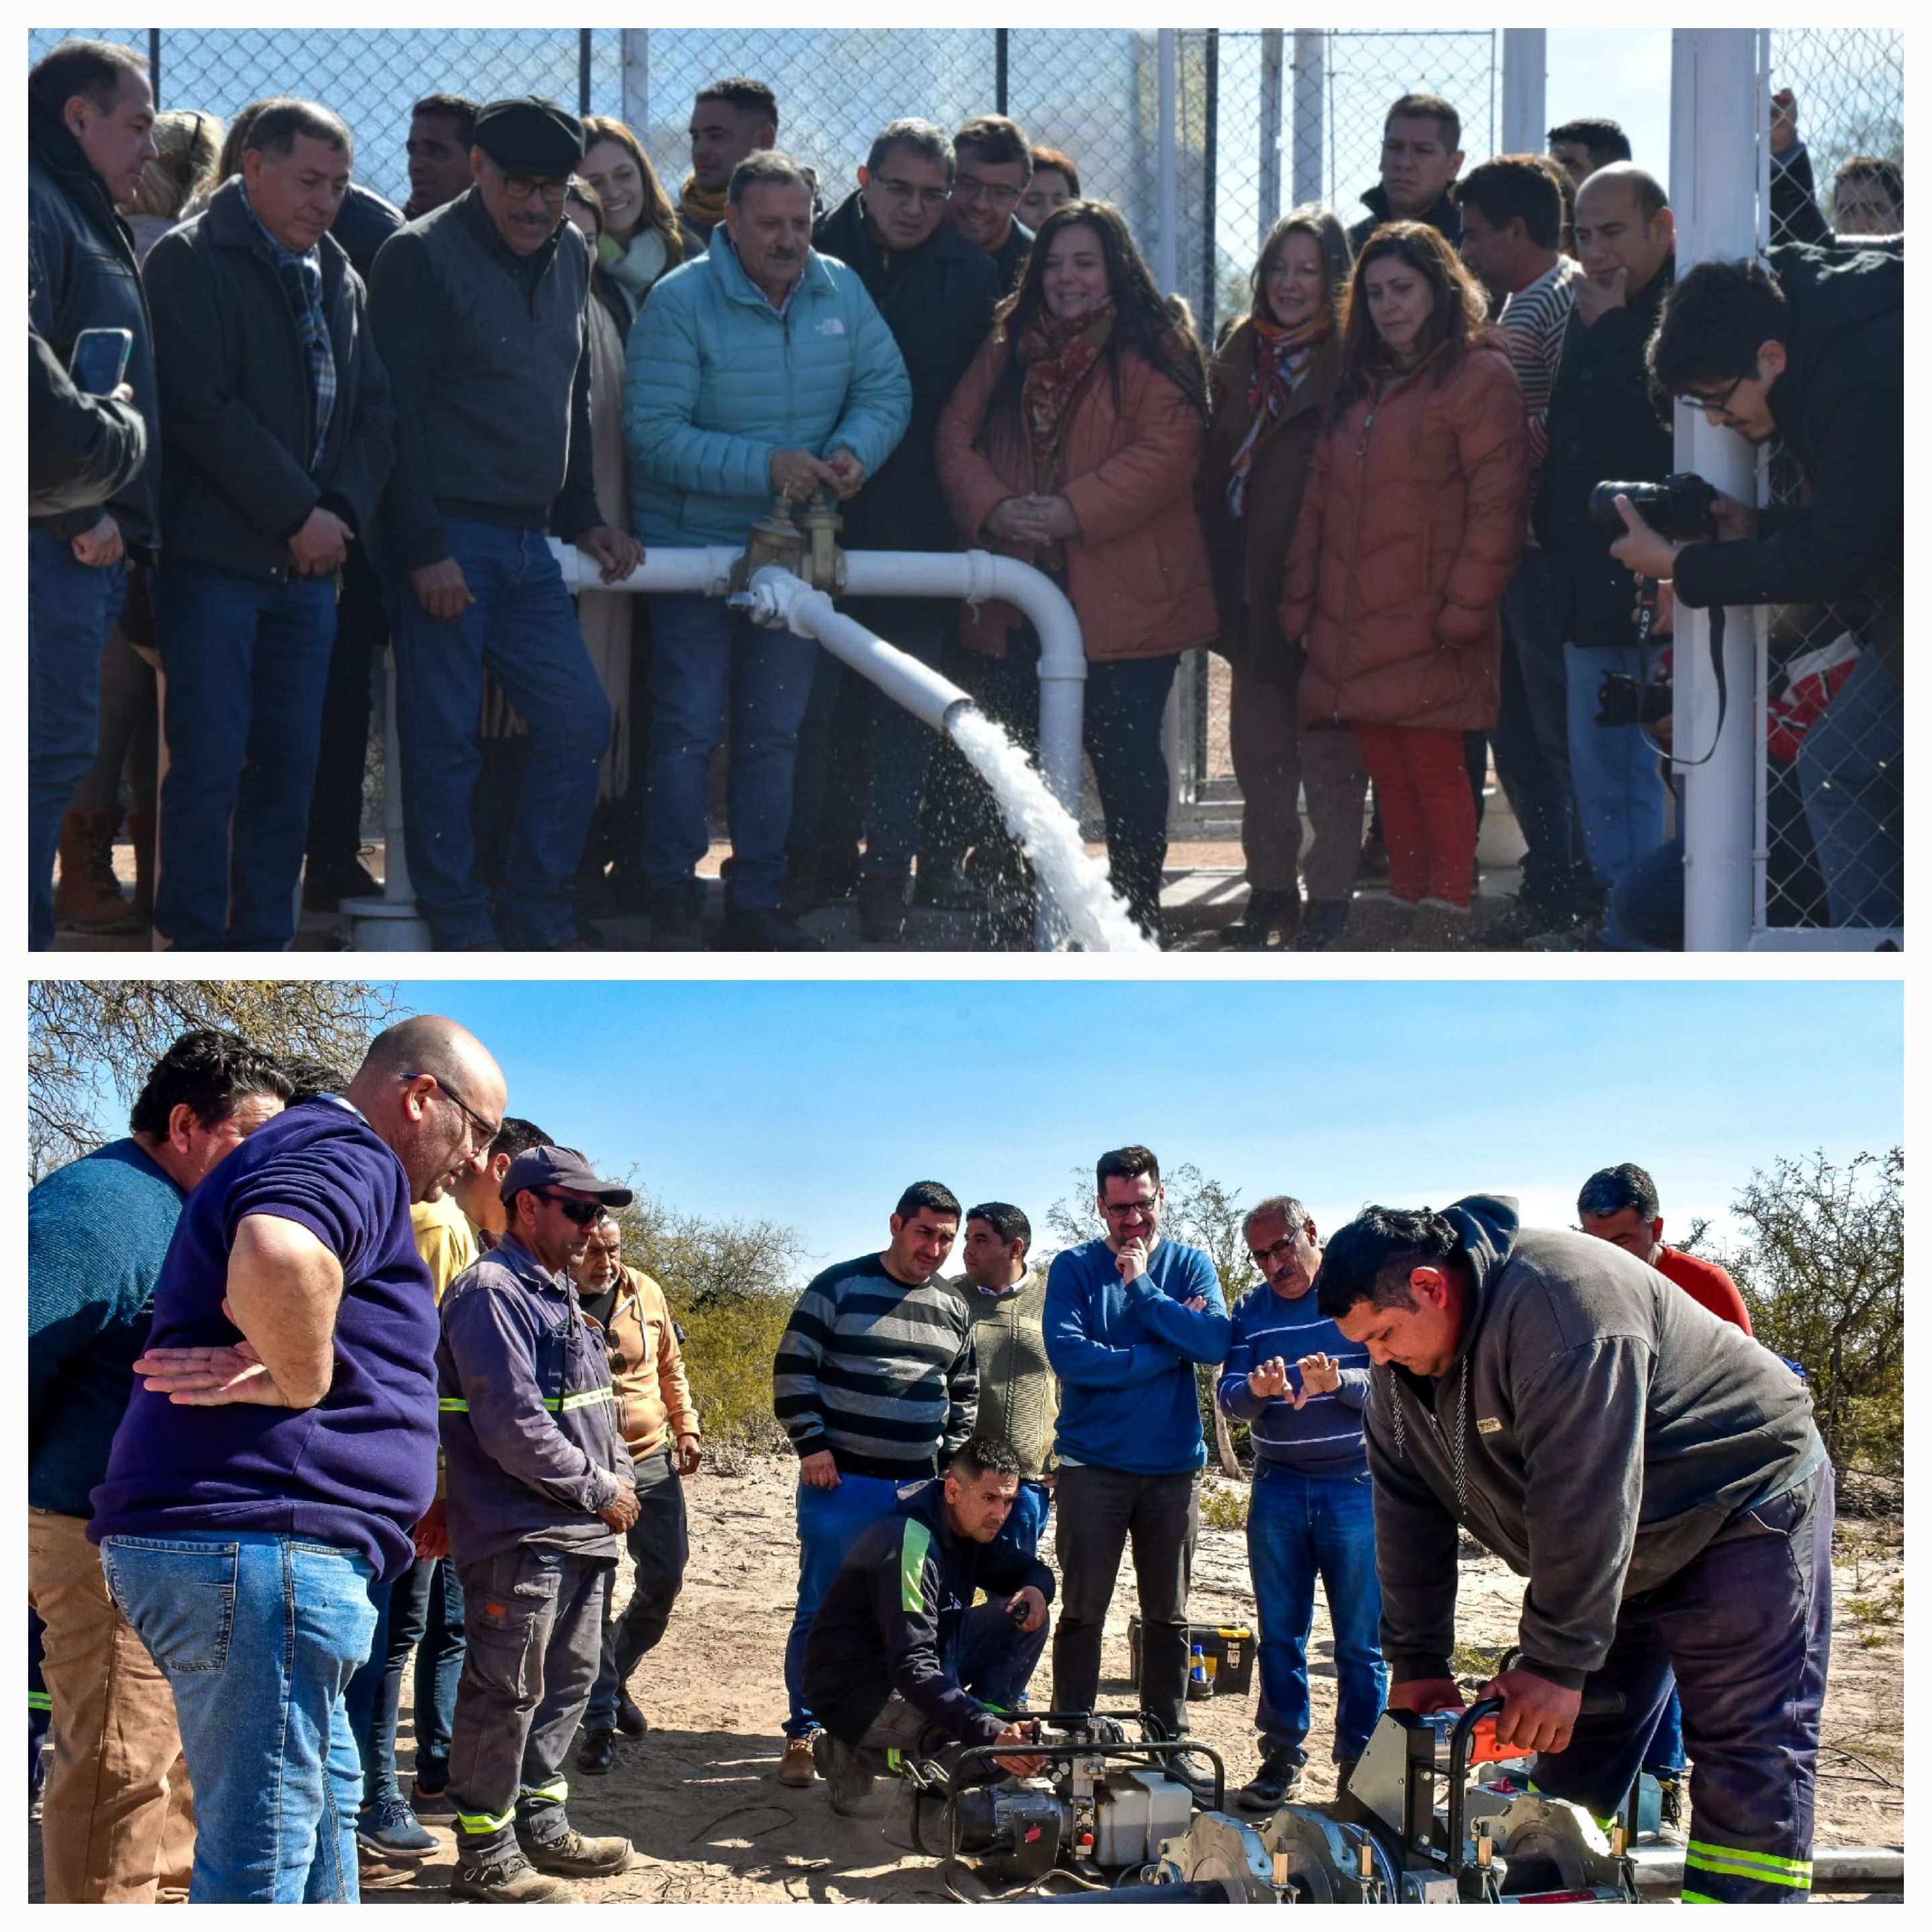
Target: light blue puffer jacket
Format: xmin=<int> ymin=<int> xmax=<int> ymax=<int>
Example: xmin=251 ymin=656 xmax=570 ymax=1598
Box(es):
xmin=623 ymin=227 xmax=912 ymax=548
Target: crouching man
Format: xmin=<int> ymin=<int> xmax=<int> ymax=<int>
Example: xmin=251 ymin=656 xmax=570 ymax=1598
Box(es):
xmin=802 ymin=1435 xmax=1053 ymax=1815
xmin=437 ymin=1146 xmax=641 ymax=1902
xmin=1317 ymin=1196 xmax=1831 ymax=1905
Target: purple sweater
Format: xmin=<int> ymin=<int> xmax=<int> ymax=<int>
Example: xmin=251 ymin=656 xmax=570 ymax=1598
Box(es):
xmin=89 ymin=1097 xmax=439 ymax=1582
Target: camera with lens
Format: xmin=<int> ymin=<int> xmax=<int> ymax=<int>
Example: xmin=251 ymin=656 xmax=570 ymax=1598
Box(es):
xmin=1589 ymin=472 xmax=1719 ymax=541
xmin=1595 ymin=669 xmax=1673 ymax=730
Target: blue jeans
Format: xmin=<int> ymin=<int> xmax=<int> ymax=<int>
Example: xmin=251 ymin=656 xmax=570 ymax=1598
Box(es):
xmin=1644 ymin=1682 xmax=1686 ymax=1778
xmin=152 ymin=560 xmax=337 ymax=949
xmin=390 ymin=520 xmax=610 ymax=949
xmin=1564 ymin=641 xmax=1670 ymax=895
xmin=1599 ymin=828 xmax=1685 ymax=951
xmin=100 ymin=1531 xmax=378 ymax=1903
xmin=1494 ymin=553 xmax=1591 ymax=913
xmin=344 ymin=1555 xmax=466 ymax=1802
xmin=1000 ymin=1479 xmax=1053 ymax=1565
xmin=28 ymin=530 xmax=129 ymax=951
xmin=1796 ymin=651 xmax=1902 ymax=928
xmin=790 ymin=610 xmax=947 ymax=880
xmin=782 ymin=1472 xmax=906 ymax=1738
xmin=643 ymin=592 xmax=820 ymax=911
xmin=1246 ymin=1463 xmax=1389 ymax=1762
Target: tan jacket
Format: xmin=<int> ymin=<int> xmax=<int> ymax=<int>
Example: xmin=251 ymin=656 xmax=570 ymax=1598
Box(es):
xmin=601 ymin=1265 xmax=699 ymax=1460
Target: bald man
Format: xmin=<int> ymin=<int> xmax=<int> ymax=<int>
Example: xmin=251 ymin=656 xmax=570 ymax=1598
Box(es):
xmin=89 ymin=1016 xmax=508 ymax=1904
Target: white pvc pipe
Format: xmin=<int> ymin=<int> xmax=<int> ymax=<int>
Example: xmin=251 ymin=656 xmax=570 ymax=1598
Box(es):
xmin=1291 ymin=29 xmax=1326 ymax=206
xmin=1155 ymin=30 xmax=1179 ymax=296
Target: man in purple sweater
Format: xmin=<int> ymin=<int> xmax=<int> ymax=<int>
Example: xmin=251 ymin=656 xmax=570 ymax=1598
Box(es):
xmin=89 ymin=1015 xmax=508 ymax=1904
xmin=1216 ymin=1196 xmax=1387 ymax=1812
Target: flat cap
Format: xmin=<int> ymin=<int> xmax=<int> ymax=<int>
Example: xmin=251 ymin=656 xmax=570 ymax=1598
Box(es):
xmin=500 ymin=1144 xmax=634 ymax=1207
xmin=472 ymin=95 xmax=584 ymax=176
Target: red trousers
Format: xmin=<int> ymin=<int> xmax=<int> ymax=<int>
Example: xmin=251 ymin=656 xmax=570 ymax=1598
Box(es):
xmin=1351 ymin=722 xmax=1477 ymax=907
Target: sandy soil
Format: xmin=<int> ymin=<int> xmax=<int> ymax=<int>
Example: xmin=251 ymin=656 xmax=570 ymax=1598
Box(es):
xmin=343 ymin=1453 xmax=1902 ymax=1905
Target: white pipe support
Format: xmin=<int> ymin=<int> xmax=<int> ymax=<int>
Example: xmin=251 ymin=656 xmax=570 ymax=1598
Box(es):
xmin=547 ymin=539 xmax=745 ymax=598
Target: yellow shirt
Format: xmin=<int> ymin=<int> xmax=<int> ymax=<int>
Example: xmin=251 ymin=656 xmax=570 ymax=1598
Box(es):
xmin=411 ymin=1194 xmax=480 ymax=1304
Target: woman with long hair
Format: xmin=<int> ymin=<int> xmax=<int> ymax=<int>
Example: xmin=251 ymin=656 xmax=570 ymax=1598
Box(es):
xmin=938 ymin=199 xmax=1217 ymax=945
xmin=1279 ymin=220 xmax=1527 ymax=950
xmin=1199 ymin=205 xmax=1366 ymax=951
xmin=579 ymin=115 xmax=684 ymax=324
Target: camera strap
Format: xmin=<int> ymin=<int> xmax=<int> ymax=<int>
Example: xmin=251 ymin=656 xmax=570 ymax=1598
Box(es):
xmin=1654 ymin=603 xmax=1727 ymax=769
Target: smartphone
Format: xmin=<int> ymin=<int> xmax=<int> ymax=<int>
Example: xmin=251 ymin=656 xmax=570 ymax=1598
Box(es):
xmin=70 ymin=327 xmax=133 ymax=396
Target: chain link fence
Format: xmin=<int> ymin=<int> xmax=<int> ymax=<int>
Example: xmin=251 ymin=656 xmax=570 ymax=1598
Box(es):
xmin=1755 ymin=28 xmax=1903 ymax=933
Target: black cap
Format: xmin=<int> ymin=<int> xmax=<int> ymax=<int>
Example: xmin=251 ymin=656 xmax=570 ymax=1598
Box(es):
xmin=472 ymin=95 xmax=584 ymax=177
xmin=499 ymin=1144 xmax=633 ymax=1208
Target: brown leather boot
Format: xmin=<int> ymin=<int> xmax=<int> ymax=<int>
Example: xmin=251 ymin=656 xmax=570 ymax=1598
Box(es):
xmin=54 ymin=808 xmax=141 ymax=932
xmin=127 ymin=808 xmax=157 ymax=918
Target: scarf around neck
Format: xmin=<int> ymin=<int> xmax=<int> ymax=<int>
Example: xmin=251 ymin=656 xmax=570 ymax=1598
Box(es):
xmin=679 ymin=171 xmax=728 ymax=235
xmin=598 ymin=225 xmax=669 ymax=319
xmin=1016 ymin=299 xmax=1116 ymax=493
xmin=1225 ymin=311 xmax=1330 ymax=516
xmin=241 ymin=182 xmax=335 ymax=474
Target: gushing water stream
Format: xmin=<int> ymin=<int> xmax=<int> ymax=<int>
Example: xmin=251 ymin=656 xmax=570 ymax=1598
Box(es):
xmin=945 ymin=707 xmax=1154 ymax=953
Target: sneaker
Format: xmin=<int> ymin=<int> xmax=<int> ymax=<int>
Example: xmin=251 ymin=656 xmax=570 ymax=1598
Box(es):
xmin=1236 ymin=1748 xmax=1305 ymax=1813
xmin=813 ymin=1730 xmax=888 ymax=1817
xmin=615 ymin=1697 xmax=649 ymax=1739
xmin=576 ymin=1728 xmax=616 ymax=1776
xmin=777 ymin=1734 xmax=820 ymax=1786
xmin=719 ymin=907 xmax=824 ymax=952
xmin=356 ymin=1792 xmax=435 ymax=1861
xmin=1166 ymin=1747 xmax=1222 ymax=1810
xmin=519 ymin=1827 xmax=634 ymax=1878
xmin=648 ymin=883 xmax=705 ymax=951
xmin=450 ymin=1850 xmax=574 ymax=1903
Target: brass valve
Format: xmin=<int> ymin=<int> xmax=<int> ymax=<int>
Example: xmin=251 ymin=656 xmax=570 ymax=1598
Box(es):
xmin=729 ymin=486 xmax=845 ymax=596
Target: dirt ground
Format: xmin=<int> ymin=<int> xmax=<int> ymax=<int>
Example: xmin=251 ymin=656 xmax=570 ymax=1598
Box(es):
xmin=340 ymin=1452 xmax=1902 ymax=1905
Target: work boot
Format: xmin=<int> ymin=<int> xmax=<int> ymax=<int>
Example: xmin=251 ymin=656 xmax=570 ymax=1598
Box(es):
xmin=719 ymin=906 xmax=824 ymax=952
xmin=858 ymin=873 xmax=910 ymax=946
xmin=1167 ymin=1748 xmax=1222 ymax=1811
xmin=647 ymin=883 xmax=704 ymax=951
xmin=54 ymin=808 xmax=142 ymax=932
xmin=518 ymin=1825 xmax=634 ymax=1878
xmin=813 ymin=1730 xmax=888 ymax=1818
xmin=1219 ymin=885 xmax=1300 ymax=949
xmin=1236 ymin=1748 xmax=1305 ymax=1813
xmin=1400 ymin=899 xmax=1472 ymax=952
xmin=777 ymin=1734 xmax=819 ymax=1787
xmin=1293 ymin=899 xmax=1349 ymax=951
xmin=575 ymin=1729 xmax=616 ymax=1776
xmin=450 ymin=1849 xmax=574 ymax=1903
xmin=1339 ymin=890 xmax=1416 ymax=951
xmin=1654 ymin=1776 xmax=1686 ymax=1843
xmin=616 ymin=1697 xmax=649 ymax=1739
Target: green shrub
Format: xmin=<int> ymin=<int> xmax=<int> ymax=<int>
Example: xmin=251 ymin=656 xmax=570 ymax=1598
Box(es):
xmin=670 ymin=1294 xmax=796 ymax=1450
xmin=1200 ymin=1482 xmax=1248 ymax=1530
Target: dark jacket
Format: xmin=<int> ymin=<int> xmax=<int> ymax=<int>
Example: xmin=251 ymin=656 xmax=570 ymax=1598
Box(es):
xmin=813 ymin=191 xmax=1000 ymax=569
xmin=988 ymin=217 xmax=1034 ymax=297
xmin=331 ymin=180 xmax=405 ymax=280
xmin=1197 ymin=317 xmax=1342 ymax=673
xmin=1366 ymin=1194 xmax=1821 ymax=1690
xmin=143 ymin=180 xmax=394 ymax=583
xmin=367 ymin=189 xmax=602 ymax=570
xmin=802 ymin=1477 xmax=1055 ymax=1750
xmin=29 ymin=325 xmax=148 ymax=518
xmin=28 ymin=108 xmax=160 ymax=549
xmin=1672 ymin=239 xmax=1903 ymax=677
xmin=1534 ymin=257 xmax=1674 ymax=649
xmin=438 ymin=1231 xmax=635 ymax=1568
xmin=1348 ymin=181 xmax=1463 ymax=256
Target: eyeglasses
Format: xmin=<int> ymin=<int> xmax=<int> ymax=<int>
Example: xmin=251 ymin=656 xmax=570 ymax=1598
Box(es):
xmin=1248 ymin=1238 xmax=1303 ymax=1269
xmin=536 ymin=1191 xmax=605 ymax=1226
xmin=1676 ymin=374 xmax=1746 ymax=419
xmin=500 ymin=173 xmax=571 ymax=206
xmin=875 ymin=174 xmax=951 ymax=209
xmin=1101 ymin=1197 xmax=1159 ymax=1220
xmin=955 ymin=173 xmax=1022 ymax=207
xmin=400 ymin=1070 xmax=501 ymax=1150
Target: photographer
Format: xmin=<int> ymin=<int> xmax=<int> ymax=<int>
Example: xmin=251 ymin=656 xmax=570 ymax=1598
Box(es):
xmin=1613 ymin=241 xmax=1902 ymax=929
xmin=1534 ymin=164 xmax=1676 ymax=918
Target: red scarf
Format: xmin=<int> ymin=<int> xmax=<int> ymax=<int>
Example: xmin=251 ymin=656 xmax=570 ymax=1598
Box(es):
xmin=1225 ymin=312 xmax=1331 ymax=516
xmin=1016 ymin=300 xmax=1116 ymax=492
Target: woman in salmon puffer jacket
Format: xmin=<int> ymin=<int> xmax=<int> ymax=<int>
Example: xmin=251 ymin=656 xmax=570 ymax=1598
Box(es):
xmin=1279 ymin=221 xmax=1527 ymax=952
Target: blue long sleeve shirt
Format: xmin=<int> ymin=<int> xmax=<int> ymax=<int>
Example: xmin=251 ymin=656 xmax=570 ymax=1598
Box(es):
xmin=1044 ymin=1236 xmax=1230 ymax=1475
xmin=1216 ymin=1284 xmax=1371 ymax=1480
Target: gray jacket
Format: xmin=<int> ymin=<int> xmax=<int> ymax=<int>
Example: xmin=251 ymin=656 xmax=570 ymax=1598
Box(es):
xmin=1367 ymin=1195 xmax=1820 ymax=1688
xmin=437 ymin=1232 xmax=634 ymax=1568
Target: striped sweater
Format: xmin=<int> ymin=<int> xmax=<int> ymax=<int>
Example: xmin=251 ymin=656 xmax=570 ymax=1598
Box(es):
xmin=1497 ymin=255 xmax=1579 ymax=478
xmin=1216 ymin=1282 xmax=1372 ymax=1480
xmin=772 ymin=1253 xmax=978 ymax=1479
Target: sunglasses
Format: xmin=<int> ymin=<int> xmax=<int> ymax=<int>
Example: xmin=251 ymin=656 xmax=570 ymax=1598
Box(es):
xmin=537 ymin=1191 xmax=604 ymax=1226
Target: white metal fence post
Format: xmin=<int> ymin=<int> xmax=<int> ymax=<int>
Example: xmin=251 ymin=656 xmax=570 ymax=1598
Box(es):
xmin=1671 ymin=28 xmax=1762 ymax=951
xmin=1499 ymin=30 xmax=1546 ymax=156
xmin=1291 ymin=28 xmax=1326 ymax=206
xmin=621 ymin=28 xmax=649 ymax=145
xmin=1258 ymin=27 xmax=1285 ymax=246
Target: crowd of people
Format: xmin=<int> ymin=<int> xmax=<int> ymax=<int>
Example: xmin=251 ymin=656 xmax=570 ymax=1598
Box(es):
xmin=30 ymin=40 xmax=1903 ymax=951
xmin=31 ymin=1036 xmax=1837 ymax=1904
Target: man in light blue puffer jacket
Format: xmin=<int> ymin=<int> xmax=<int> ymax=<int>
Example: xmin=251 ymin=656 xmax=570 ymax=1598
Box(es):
xmin=624 ymin=150 xmax=911 ymax=951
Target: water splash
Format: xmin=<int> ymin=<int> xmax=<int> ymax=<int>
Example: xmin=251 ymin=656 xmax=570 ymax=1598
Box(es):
xmin=946 ymin=706 xmax=1154 ymax=953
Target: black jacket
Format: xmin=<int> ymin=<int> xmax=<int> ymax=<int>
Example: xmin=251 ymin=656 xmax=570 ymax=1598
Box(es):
xmin=30 ymin=325 xmax=148 ymax=518
xmin=28 ymin=107 xmax=161 ymax=549
xmin=331 ymin=180 xmax=405 ymax=280
xmin=1534 ymin=257 xmax=1674 ymax=649
xmin=802 ymin=1477 xmax=1055 ymax=1750
xmin=1672 ymin=240 xmax=1903 ymax=676
xmin=988 ymin=216 xmax=1034 ymax=297
xmin=143 ymin=180 xmax=394 ymax=583
xmin=1348 ymin=181 xmax=1462 ymax=256
xmin=368 ymin=190 xmax=601 ymax=570
xmin=813 ymin=191 xmax=1000 ymax=561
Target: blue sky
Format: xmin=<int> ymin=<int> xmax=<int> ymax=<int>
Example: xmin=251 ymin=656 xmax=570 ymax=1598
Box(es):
xmin=400 ymin=979 xmax=1900 ymax=1273
xmin=1548 ymin=32 xmax=1672 ymax=190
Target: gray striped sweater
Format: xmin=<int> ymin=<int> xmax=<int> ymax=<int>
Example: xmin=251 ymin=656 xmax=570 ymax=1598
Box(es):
xmin=772 ymin=1254 xmax=978 ymax=1478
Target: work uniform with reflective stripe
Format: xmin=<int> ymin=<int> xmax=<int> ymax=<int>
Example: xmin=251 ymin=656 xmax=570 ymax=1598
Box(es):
xmin=437 ymin=1233 xmax=633 ymax=1862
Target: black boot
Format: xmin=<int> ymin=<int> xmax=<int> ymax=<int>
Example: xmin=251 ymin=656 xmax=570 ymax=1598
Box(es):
xmin=1220 ymin=885 xmax=1301 ymax=949
xmin=1108 ymin=837 xmax=1167 ymax=949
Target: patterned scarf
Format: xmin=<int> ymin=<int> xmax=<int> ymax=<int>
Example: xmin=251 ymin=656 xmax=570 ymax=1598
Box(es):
xmin=1224 ymin=312 xmax=1331 ymax=517
xmin=1016 ymin=299 xmax=1116 ymax=492
xmin=679 ymin=170 xmax=729 ymax=236
xmin=243 ymin=185 xmax=335 ymax=474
